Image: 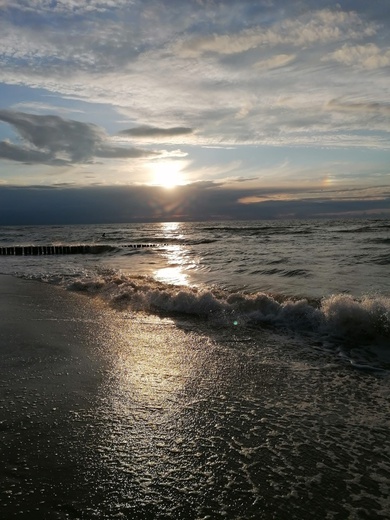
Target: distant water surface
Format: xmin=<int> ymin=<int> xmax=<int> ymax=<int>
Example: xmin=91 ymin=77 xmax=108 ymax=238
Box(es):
xmin=1 ymin=218 xmax=389 ymax=296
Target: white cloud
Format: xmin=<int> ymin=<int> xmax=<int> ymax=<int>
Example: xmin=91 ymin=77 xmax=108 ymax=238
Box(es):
xmin=12 ymin=102 xmax=85 ymax=114
xmin=0 ymin=3 xmax=389 ymax=152
xmin=0 ymin=0 xmax=132 ymax=14
xmin=325 ymin=43 xmax=390 ymax=70
xmin=175 ymin=9 xmax=376 ymax=57
xmin=253 ymin=53 xmax=296 ymax=71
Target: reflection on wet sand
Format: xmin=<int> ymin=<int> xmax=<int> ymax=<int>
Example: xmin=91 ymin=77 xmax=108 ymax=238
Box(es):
xmin=91 ymin=314 xmax=390 ymax=519
xmin=105 ymin=317 xmax=191 ymax=408
xmin=94 ymin=314 xmax=212 ymax=517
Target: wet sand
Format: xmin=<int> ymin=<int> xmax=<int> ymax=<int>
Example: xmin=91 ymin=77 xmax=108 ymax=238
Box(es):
xmin=0 ymin=275 xmax=111 ymax=518
xmin=0 ymin=275 xmax=389 ymax=519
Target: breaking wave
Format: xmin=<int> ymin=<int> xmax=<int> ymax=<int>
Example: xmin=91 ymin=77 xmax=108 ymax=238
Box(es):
xmin=62 ymin=273 xmax=390 ymax=348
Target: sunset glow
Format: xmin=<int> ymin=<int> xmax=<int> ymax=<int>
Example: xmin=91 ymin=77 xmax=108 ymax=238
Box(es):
xmin=0 ymin=1 xmax=389 ymax=223
xmin=151 ymin=161 xmax=185 ymax=189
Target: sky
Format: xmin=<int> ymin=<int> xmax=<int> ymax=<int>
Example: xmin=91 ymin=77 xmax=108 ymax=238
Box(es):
xmin=0 ymin=0 xmax=389 ymax=224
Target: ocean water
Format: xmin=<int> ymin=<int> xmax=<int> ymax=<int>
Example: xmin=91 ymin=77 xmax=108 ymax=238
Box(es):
xmin=0 ymin=218 xmax=389 ymax=368
xmin=1 ymin=219 xmax=390 ymax=519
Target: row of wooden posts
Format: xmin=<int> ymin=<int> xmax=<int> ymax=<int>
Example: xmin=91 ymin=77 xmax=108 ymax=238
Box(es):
xmin=0 ymin=244 xmax=167 ymax=256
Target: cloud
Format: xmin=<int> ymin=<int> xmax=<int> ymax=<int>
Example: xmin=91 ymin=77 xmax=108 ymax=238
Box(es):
xmin=0 ymin=0 xmax=131 ymax=14
xmin=229 ymin=176 xmax=259 ymax=183
xmin=0 ymin=2 xmax=389 ymax=153
xmin=175 ymin=9 xmax=376 ymax=57
xmin=0 ymin=110 xmax=105 ymax=162
xmin=12 ymin=101 xmax=85 ymax=115
xmin=0 ymin=140 xmax=66 ymax=165
xmin=158 ymin=149 xmax=189 ymax=158
xmin=325 ymin=43 xmax=390 ymax=70
xmin=327 ymin=99 xmax=390 ymax=115
xmin=253 ymin=54 xmax=296 ymax=71
xmin=95 ymin=146 xmax=157 ymax=159
xmin=0 ymin=110 xmax=156 ymax=165
xmin=120 ymin=126 xmax=193 ymax=138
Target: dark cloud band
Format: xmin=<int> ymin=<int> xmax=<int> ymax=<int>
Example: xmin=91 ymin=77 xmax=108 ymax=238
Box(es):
xmin=120 ymin=126 xmax=193 ymax=138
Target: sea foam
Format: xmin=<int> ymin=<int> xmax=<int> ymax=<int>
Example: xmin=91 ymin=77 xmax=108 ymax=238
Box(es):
xmin=65 ymin=273 xmax=390 ymax=348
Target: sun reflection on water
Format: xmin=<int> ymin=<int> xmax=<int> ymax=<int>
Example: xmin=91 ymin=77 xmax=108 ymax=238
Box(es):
xmin=154 ymin=222 xmax=196 ymax=286
xmin=159 ymin=222 xmax=183 ymax=237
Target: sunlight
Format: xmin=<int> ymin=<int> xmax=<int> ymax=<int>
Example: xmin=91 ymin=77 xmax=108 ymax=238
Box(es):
xmin=153 ymin=222 xmax=194 ymax=286
xmin=154 ymin=265 xmax=189 ymax=286
xmin=160 ymin=221 xmax=183 ymax=237
xmin=150 ymin=160 xmax=185 ymax=189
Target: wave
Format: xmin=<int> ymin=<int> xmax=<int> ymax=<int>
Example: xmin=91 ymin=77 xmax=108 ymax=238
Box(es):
xmin=128 ymin=236 xmax=179 ymax=244
xmin=59 ymin=273 xmax=389 ymax=350
xmin=369 ymin=238 xmax=390 ymax=245
xmin=200 ymin=226 xmax=273 ymax=232
xmin=199 ymin=225 xmax=312 ymax=236
xmin=251 ymin=268 xmax=310 ymax=277
xmin=336 ymin=224 xmax=390 ymax=234
xmin=189 ymin=238 xmax=219 ymax=245
xmin=372 ymin=253 xmax=390 ymax=266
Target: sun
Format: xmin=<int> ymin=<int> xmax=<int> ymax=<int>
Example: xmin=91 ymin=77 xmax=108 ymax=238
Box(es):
xmin=151 ymin=160 xmax=184 ymax=189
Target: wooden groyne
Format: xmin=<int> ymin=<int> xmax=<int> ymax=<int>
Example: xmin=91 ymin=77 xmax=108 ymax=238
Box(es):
xmin=0 ymin=244 xmax=167 ymax=256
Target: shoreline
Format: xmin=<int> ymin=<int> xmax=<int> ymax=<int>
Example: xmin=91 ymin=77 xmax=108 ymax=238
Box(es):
xmin=1 ymin=275 xmax=389 ymax=519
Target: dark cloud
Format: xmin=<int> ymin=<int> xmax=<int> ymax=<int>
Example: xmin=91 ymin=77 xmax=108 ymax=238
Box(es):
xmin=0 ymin=141 xmax=67 ymax=165
xmin=0 ymin=110 xmax=104 ymax=162
xmin=95 ymin=146 xmax=158 ymax=159
xmin=232 ymin=177 xmax=259 ymax=183
xmin=0 ymin=110 xmax=156 ymax=165
xmin=0 ymin=184 xmax=389 ymax=225
xmin=120 ymin=126 xmax=193 ymax=138
xmin=186 ymin=180 xmax=222 ymax=189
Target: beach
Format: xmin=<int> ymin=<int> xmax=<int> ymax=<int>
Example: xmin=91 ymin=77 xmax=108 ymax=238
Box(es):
xmin=1 ymin=0 xmax=390 ymax=516
xmin=1 ymin=274 xmax=389 ymax=519
xmin=0 ymin=275 xmax=111 ymax=518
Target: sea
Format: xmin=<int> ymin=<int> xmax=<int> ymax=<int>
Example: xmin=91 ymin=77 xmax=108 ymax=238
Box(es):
xmin=0 ymin=218 xmax=389 ymax=368
xmin=1 ymin=218 xmax=390 ymax=519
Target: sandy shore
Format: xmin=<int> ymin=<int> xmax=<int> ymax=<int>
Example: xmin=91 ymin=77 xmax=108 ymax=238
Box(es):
xmin=1 ymin=275 xmax=389 ymax=519
xmin=0 ymin=275 xmax=112 ymax=518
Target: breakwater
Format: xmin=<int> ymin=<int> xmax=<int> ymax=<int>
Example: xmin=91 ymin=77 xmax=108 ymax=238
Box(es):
xmin=0 ymin=244 xmax=165 ymax=255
